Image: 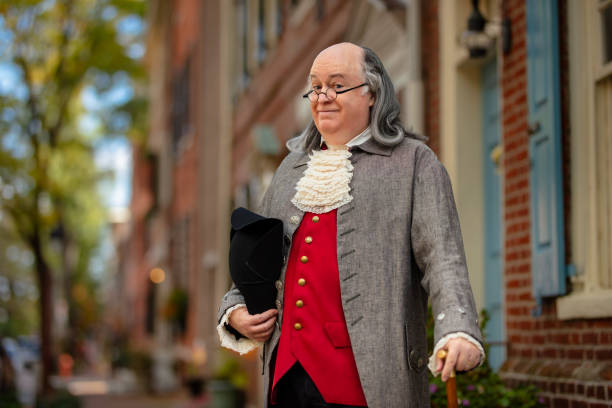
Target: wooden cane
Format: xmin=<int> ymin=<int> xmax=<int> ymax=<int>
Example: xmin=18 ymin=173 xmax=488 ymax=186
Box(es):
xmin=436 ymin=349 xmax=458 ymax=408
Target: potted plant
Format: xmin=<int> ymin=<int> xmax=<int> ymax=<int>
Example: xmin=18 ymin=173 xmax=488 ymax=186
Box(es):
xmin=162 ymin=288 xmax=189 ymax=336
xmin=208 ymin=350 xmax=248 ymax=408
xmin=183 ymin=343 xmax=207 ymax=399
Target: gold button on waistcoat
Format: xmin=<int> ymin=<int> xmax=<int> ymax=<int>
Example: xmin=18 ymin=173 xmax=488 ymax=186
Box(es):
xmin=300 ymin=255 xmax=308 ymax=263
xmin=294 ymin=322 xmax=302 ymax=330
xmin=296 ymin=299 xmax=304 ymax=308
xmin=312 ymin=215 xmax=320 ymax=223
xmin=298 ymin=278 xmax=306 ymax=286
xmin=305 ymin=236 xmax=313 ymax=244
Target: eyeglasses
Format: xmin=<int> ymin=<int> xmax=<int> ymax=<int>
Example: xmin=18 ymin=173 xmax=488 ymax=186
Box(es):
xmin=302 ymin=83 xmax=368 ymax=103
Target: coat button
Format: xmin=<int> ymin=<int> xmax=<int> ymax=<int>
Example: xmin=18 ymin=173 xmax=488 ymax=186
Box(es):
xmin=294 ymin=322 xmax=302 ymax=330
xmin=275 ymin=280 xmax=283 ymax=290
xmin=298 ymin=278 xmax=306 ymax=286
xmin=300 ymin=255 xmax=308 ymax=263
xmin=296 ymin=299 xmax=304 ymax=308
xmin=312 ymin=215 xmax=320 ymax=223
xmin=408 ymin=349 xmax=426 ymax=373
xmin=290 ymin=215 xmax=299 ymax=224
xmin=305 ymin=236 xmax=313 ymax=244
xmin=275 ymin=299 xmax=282 ymax=309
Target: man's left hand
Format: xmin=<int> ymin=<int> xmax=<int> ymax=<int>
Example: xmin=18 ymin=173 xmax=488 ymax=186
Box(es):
xmin=435 ymin=337 xmax=481 ymax=382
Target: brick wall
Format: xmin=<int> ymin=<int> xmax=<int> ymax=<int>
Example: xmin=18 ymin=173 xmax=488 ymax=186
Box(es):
xmin=127 ymin=145 xmax=154 ymax=343
xmin=167 ymin=0 xmax=202 ymax=344
xmin=500 ymin=1 xmax=612 ymax=407
xmin=420 ymin=0 xmax=440 ymax=156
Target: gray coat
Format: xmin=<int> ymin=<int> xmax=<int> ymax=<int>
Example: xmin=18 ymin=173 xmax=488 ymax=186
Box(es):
xmin=218 ymin=135 xmax=483 ymax=408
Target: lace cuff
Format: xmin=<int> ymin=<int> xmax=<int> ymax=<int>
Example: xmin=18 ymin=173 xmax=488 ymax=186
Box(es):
xmin=216 ymin=304 xmax=261 ymax=355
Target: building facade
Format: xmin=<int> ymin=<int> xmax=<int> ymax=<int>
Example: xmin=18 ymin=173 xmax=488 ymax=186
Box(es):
xmin=122 ymin=0 xmax=612 ymax=406
xmin=438 ymin=0 xmax=612 ymax=406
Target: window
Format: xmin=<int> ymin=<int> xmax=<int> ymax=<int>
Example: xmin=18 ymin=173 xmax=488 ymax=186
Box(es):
xmin=171 ymin=57 xmax=191 ymax=156
xmin=593 ymin=77 xmax=612 ymax=290
xmin=589 ymin=0 xmax=612 ymax=292
xmin=171 ymin=215 xmax=191 ymax=289
xmin=557 ymin=0 xmax=612 ymax=319
xmin=276 ymin=0 xmax=284 ymax=38
xmin=601 ymin=0 xmax=612 ymax=64
xmin=258 ymin=0 xmax=267 ymax=64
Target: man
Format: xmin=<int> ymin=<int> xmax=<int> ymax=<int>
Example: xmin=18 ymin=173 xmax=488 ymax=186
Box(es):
xmin=218 ymin=43 xmax=483 ymax=407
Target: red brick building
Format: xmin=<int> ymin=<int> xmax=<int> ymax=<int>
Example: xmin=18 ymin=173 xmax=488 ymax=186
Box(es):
xmin=498 ymin=1 xmax=612 ymax=407
xmin=122 ymin=0 xmax=612 ymax=406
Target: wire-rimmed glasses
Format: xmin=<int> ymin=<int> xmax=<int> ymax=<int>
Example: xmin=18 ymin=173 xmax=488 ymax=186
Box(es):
xmin=302 ymin=83 xmax=368 ymax=103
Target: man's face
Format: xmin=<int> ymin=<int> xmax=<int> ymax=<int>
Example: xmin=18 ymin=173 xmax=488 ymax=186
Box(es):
xmin=308 ymin=43 xmax=374 ymax=145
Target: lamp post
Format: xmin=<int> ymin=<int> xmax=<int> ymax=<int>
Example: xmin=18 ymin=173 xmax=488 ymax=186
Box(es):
xmin=461 ymin=0 xmax=512 ymax=59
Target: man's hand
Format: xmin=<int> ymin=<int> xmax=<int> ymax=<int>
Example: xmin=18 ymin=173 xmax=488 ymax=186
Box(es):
xmin=435 ymin=337 xmax=481 ymax=382
xmin=228 ymin=307 xmax=278 ymax=343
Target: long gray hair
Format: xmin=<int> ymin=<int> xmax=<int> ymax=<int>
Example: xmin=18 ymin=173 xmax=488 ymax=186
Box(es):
xmin=290 ymin=46 xmax=427 ymax=153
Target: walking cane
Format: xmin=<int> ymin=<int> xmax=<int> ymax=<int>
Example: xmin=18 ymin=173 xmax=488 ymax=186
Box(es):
xmin=436 ymin=349 xmax=458 ymax=408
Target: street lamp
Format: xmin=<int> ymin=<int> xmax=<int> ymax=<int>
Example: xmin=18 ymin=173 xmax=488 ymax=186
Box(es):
xmin=460 ymin=0 xmax=512 ymax=58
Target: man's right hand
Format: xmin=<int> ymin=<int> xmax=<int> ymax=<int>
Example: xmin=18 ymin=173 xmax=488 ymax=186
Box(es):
xmin=228 ymin=307 xmax=278 ymax=342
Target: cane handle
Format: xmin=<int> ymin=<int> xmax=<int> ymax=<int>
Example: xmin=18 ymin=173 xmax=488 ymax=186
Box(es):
xmin=436 ymin=349 xmax=458 ymax=408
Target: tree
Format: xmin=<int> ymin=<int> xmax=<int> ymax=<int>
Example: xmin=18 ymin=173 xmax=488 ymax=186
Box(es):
xmin=0 ymin=0 xmax=147 ymax=394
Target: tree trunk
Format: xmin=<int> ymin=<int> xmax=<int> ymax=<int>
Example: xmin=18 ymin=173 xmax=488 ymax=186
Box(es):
xmin=32 ymin=233 xmax=53 ymax=395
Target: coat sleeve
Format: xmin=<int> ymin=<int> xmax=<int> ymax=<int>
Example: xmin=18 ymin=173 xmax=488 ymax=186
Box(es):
xmin=216 ymin=168 xmax=280 ymax=353
xmin=410 ymin=147 xmax=484 ymax=350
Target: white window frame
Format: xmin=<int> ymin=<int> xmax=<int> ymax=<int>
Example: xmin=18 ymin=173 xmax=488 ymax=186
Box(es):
xmin=557 ymin=0 xmax=612 ymax=319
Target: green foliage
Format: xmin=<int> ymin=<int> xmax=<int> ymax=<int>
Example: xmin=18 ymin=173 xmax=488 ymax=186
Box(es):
xmin=0 ymin=390 xmax=21 ymax=408
xmin=0 ymin=230 xmax=39 ymax=337
xmin=214 ymin=349 xmax=249 ymax=390
xmin=427 ymin=307 xmax=544 ymax=408
xmin=0 ymin=0 xmax=148 ymax=389
xmin=36 ymin=390 xmax=82 ymax=408
xmin=162 ymin=288 xmax=189 ymax=335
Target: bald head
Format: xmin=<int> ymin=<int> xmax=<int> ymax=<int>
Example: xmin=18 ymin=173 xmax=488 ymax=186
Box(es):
xmin=315 ymin=42 xmax=364 ymax=62
xmin=310 ymin=42 xmax=365 ymax=82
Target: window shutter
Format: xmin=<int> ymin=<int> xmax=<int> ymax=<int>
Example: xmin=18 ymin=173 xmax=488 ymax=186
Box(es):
xmin=526 ymin=0 xmax=566 ymax=314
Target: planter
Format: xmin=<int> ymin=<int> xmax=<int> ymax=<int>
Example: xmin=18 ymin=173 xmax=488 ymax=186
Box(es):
xmin=207 ymin=379 xmax=245 ymax=408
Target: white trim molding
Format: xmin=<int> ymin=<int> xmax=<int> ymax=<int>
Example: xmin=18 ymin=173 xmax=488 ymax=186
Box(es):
xmin=557 ymin=290 xmax=612 ymax=320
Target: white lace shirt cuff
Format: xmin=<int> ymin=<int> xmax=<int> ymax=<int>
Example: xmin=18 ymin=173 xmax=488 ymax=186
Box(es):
xmin=428 ymin=332 xmax=485 ymax=375
xmin=216 ymin=304 xmax=261 ymax=355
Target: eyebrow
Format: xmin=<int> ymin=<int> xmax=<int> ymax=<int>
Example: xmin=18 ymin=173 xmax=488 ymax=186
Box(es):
xmin=309 ymin=73 xmax=346 ymax=80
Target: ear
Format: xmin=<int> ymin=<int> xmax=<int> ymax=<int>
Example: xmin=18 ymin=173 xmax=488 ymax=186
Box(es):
xmin=368 ymin=92 xmax=375 ymax=107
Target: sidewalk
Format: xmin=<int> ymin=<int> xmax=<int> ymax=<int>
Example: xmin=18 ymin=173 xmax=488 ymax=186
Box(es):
xmin=82 ymin=393 xmax=209 ymax=408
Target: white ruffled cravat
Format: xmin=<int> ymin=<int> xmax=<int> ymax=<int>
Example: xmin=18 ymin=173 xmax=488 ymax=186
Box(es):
xmin=291 ymin=145 xmax=354 ymax=214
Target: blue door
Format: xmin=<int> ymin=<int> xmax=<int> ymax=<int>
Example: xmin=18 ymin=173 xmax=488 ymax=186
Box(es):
xmin=482 ymin=57 xmax=505 ymax=371
xmin=526 ymin=0 xmax=566 ymax=312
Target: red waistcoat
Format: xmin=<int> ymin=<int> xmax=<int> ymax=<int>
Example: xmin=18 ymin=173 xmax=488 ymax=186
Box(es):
xmin=271 ymin=210 xmax=367 ymax=406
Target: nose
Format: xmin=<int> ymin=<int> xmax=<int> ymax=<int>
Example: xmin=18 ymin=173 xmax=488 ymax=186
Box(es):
xmin=317 ymin=88 xmax=333 ymax=103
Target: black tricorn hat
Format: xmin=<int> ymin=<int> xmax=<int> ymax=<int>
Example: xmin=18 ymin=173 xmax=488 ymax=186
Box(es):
xmin=229 ymin=207 xmax=284 ymax=315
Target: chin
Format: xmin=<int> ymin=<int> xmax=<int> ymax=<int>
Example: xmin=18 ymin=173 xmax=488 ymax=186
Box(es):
xmin=315 ymin=121 xmax=340 ymax=135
